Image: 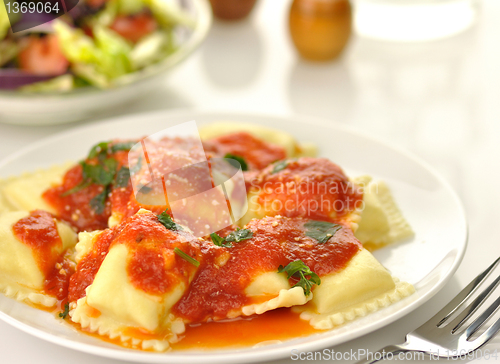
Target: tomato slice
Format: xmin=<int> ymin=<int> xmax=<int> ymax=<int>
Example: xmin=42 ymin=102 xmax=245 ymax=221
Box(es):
xmin=18 ymin=34 xmax=69 ymax=76
xmin=110 ymin=13 xmax=158 ymax=43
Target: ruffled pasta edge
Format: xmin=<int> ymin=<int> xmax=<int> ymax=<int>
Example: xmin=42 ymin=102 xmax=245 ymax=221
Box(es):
xmin=237 ymin=286 xmax=312 ymax=317
xmin=70 ymin=295 xmax=185 ymax=352
xmin=295 ymin=278 xmax=415 ymax=330
xmin=353 ymin=176 xmax=414 ymax=250
xmin=0 ymin=277 xmax=57 ymax=307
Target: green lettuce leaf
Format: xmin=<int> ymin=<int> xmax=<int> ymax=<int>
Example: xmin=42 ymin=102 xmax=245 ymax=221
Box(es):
xmin=142 ymin=0 xmax=195 ymax=29
xmin=116 ymin=0 xmax=144 ymax=15
xmin=54 ymin=20 xmax=133 ymax=88
xmin=130 ymin=30 xmax=173 ymax=68
xmin=54 ymin=21 xmax=100 ymax=63
xmin=1 ymin=1 xmax=10 ymax=40
xmin=0 ymin=39 xmax=18 ymax=67
xmin=93 ymin=25 xmax=133 ymax=77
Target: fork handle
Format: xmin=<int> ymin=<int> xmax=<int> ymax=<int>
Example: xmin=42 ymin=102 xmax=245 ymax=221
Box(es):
xmin=355 ymin=345 xmax=409 ymax=364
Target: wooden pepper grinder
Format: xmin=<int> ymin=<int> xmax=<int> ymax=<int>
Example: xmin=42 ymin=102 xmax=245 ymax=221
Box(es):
xmin=289 ymin=0 xmax=352 ymax=61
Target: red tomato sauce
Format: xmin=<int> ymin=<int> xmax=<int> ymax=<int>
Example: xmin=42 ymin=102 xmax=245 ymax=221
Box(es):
xmin=43 ymin=135 xmax=283 ymax=232
xmin=12 ymin=210 xmax=63 ymax=277
xmin=44 ymin=137 xmax=217 ymax=232
xmin=252 ymin=157 xmax=363 ymax=221
xmin=173 ymin=216 xmax=360 ymax=322
xmin=203 ymin=132 xmax=287 ymax=170
xmin=172 ymin=308 xmax=321 ymax=350
xmin=68 ymin=210 xmax=360 ymax=324
xmin=109 ymin=177 xmax=169 ymax=228
xmin=42 ymin=147 xmax=130 ymax=232
xmin=44 ymin=257 xmax=75 ymax=300
xmin=68 ymin=229 xmax=116 ymax=302
xmin=68 ymin=211 xmax=209 ymax=301
xmin=121 ymin=213 xmax=203 ymax=296
xmin=108 ymin=183 xmax=158 ymax=223
xmin=117 ymin=137 xmax=232 ymax=234
xmin=62 ymin=307 xmax=321 ymax=352
xmin=12 ymin=210 xmax=74 ymax=300
xmin=43 ymin=165 xmax=111 ymax=232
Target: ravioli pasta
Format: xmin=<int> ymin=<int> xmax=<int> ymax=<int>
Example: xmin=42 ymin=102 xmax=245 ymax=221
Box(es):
xmin=294 ymin=249 xmax=415 ymax=329
xmin=241 ymin=286 xmax=312 ymax=316
xmin=68 ymin=209 xmax=203 ymax=348
xmin=71 ymin=244 xmax=186 ymax=351
xmin=353 ymin=176 xmax=414 ymax=250
xmin=0 ymin=122 xmax=415 ymax=351
xmin=0 ymin=164 xmax=71 ymax=213
xmin=0 ymin=210 xmax=77 ymax=307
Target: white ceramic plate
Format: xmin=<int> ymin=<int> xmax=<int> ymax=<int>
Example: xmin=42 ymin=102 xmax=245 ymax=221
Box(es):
xmin=0 ymin=110 xmax=467 ymax=363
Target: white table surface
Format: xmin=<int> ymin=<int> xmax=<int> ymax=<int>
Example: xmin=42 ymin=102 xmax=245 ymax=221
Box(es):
xmin=1 ymin=0 xmax=500 ymax=363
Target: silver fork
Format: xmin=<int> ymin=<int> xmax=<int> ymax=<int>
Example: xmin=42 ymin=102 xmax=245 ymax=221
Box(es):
xmin=356 ymin=256 xmax=500 ymax=363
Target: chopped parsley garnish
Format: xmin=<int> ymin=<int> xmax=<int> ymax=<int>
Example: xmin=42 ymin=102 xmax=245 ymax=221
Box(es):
xmin=111 ymin=141 xmax=136 ymax=153
xmin=115 ymin=167 xmax=130 ymax=188
xmin=59 ymin=302 xmax=70 ymax=319
xmin=225 ymin=228 xmax=253 ymax=243
xmin=87 ymin=141 xmax=136 ymax=159
xmin=138 ymin=185 xmax=152 ymax=194
xmin=60 ymin=179 xmax=92 ymax=197
xmin=130 ymin=156 xmax=143 ymax=173
xmin=224 ymin=153 xmax=249 ymax=171
xmin=210 ymin=232 xmax=234 ymax=248
xmin=174 ymin=247 xmax=200 ymax=267
xmin=157 ymin=209 xmax=183 ymax=231
xmin=304 ymin=220 xmax=342 ymax=244
xmin=209 ymin=229 xmax=253 ymax=248
xmin=90 ymin=186 xmax=109 ymax=215
xmin=271 ymin=160 xmax=289 ymax=174
xmin=81 ymin=158 xmax=117 ymax=186
xmin=87 ymin=141 xmax=109 ymax=159
xmin=62 ymin=141 xmax=135 ymax=210
xmin=278 ymin=260 xmax=321 ymax=296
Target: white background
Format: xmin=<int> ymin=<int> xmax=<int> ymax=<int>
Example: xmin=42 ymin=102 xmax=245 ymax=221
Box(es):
xmin=1 ymin=0 xmax=500 ymax=362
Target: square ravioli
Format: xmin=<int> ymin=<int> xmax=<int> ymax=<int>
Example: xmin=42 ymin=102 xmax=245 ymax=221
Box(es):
xmin=294 ymin=248 xmax=415 ymax=329
xmin=68 ymin=209 xmax=204 ymax=350
xmin=0 ymin=164 xmax=70 ymax=213
xmin=0 ymin=210 xmax=77 ymax=307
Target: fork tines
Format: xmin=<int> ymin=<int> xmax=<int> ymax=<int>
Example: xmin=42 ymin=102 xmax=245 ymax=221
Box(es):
xmin=433 ymin=256 xmax=500 ymax=348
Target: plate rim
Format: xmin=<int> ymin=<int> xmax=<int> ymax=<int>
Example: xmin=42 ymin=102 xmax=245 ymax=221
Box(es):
xmin=0 ymin=109 xmax=468 ymax=363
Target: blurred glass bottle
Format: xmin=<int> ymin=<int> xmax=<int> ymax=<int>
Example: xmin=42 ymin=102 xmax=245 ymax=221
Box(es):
xmin=289 ymin=0 xmax=352 ymax=61
xmin=353 ymin=0 xmax=477 ymax=42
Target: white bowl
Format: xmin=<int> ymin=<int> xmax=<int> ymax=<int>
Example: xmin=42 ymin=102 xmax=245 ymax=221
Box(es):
xmin=0 ymin=0 xmax=212 ymax=126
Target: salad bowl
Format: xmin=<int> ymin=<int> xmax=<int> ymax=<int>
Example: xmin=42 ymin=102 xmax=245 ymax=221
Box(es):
xmin=0 ymin=0 xmax=211 ymax=125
